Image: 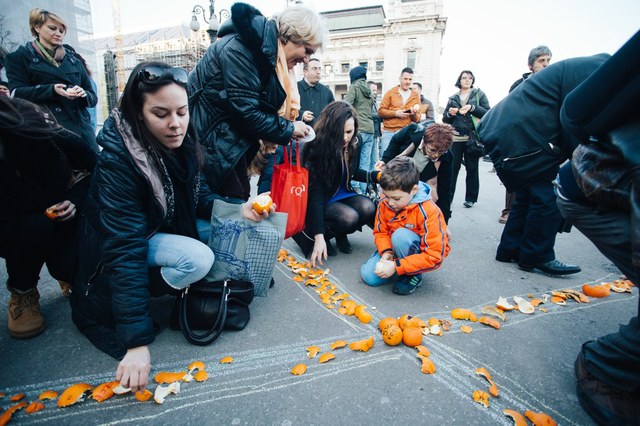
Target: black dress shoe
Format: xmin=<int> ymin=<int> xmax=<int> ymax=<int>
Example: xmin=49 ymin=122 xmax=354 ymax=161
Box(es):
xmin=495 ymin=253 xmax=518 ymax=263
xmin=519 ymin=259 xmax=581 ymax=276
xmin=575 ymin=352 xmax=640 ymax=425
xmin=463 ymin=201 xmax=475 ymax=208
xmin=335 ymin=235 xmax=353 ymax=254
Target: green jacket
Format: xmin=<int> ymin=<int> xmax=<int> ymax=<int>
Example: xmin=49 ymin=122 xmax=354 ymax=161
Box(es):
xmin=344 ymin=78 xmax=374 ymax=134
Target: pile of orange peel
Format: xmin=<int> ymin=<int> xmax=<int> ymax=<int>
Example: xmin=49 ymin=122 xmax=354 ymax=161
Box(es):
xmin=0 ymin=358 xmax=233 ymax=424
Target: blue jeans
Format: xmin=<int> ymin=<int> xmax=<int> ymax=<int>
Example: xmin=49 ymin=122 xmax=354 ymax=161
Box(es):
xmin=360 ymin=228 xmax=421 ymax=286
xmin=147 ymin=219 xmax=214 ymax=289
xmin=356 ymin=132 xmax=375 ymax=193
xmin=380 ymin=130 xmax=395 ymax=159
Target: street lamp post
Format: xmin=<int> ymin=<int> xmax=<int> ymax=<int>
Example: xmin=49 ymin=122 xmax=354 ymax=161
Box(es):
xmin=189 ymin=0 xmax=230 ymax=43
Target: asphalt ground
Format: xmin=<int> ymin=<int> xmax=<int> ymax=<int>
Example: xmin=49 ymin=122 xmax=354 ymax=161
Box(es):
xmin=1 ymin=160 xmax=637 ymax=425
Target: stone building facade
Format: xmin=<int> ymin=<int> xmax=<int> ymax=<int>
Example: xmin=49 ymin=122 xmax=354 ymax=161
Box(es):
xmin=316 ymin=0 xmax=446 ymax=109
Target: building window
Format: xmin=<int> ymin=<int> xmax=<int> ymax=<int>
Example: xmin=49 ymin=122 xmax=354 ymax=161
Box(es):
xmin=407 ymin=51 xmax=416 ymax=70
xmin=376 ymin=60 xmax=384 ymax=72
xmin=324 ymin=64 xmax=333 ymax=74
xmin=341 ymin=63 xmax=350 ymax=74
xmin=359 ymin=61 xmax=368 ymax=69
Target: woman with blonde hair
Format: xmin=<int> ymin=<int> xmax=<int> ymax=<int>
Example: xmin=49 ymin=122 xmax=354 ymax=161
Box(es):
xmin=5 ymin=8 xmax=97 ymax=150
xmin=189 ymin=2 xmax=326 ymax=201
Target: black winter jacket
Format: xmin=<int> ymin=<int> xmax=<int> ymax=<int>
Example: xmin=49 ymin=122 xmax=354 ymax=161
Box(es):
xmin=442 ymin=88 xmax=490 ymax=138
xmin=0 ymin=127 xmax=96 ymax=221
xmin=381 ymin=123 xmax=454 ymax=223
xmin=188 ymin=3 xmax=294 ymax=193
xmin=71 ymin=110 xmax=215 ymax=359
xmin=478 ymin=54 xmax=610 ymax=192
xmin=5 ymin=43 xmax=98 ymax=150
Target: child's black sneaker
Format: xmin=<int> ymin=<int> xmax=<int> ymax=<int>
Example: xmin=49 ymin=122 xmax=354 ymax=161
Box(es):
xmin=392 ymin=274 xmax=422 ymax=295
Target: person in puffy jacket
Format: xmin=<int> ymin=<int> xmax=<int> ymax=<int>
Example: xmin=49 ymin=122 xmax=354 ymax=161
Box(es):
xmin=5 ymin=8 xmax=97 ymax=151
xmin=71 ymin=62 xmax=273 ymax=392
xmin=189 ymin=3 xmax=326 ymax=201
xmin=1 ymin=96 xmax=96 ymax=339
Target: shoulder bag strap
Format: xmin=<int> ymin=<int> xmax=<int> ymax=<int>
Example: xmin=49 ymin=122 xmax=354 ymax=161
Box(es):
xmin=178 ymin=280 xmax=230 ymax=346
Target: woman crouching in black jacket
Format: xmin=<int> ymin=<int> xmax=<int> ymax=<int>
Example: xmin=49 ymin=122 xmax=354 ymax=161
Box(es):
xmin=71 ymin=62 xmax=273 ymax=392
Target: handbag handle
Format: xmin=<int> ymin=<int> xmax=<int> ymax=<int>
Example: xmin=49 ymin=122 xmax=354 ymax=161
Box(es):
xmin=282 ymin=141 xmax=300 ymax=172
xmin=178 ymin=280 xmax=230 ymax=346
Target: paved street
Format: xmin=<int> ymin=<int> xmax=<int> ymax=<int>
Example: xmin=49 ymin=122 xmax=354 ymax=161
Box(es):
xmin=1 ymin=160 xmax=637 ymax=425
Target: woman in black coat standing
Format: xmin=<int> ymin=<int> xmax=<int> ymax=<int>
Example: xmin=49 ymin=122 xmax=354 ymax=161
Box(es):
xmin=0 ymin=96 xmax=96 ymax=339
xmin=5 ymin=8 xmax=97 ymax=150
xmin=442 ymin=70 xmax=490 ymax=208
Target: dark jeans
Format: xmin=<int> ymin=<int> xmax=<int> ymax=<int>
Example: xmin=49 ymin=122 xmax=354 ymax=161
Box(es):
xmin=0 ymin=214 xmax=77 ymax=291
xmin=557 ymin=196 xmax=640 ymax=392
xmin=497 ymin=179 xmax=562 ymax=263
xmin=450 ymin=141 xmax=479 ymax=203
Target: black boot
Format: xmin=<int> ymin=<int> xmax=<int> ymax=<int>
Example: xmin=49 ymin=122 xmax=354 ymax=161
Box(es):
xmin=335 ymin=235 xmax=353 ymax=254
xmin=148 ymin=267 xmax=180 ymax=297
xmin=292 ymin=232 xmax=314 ymax=258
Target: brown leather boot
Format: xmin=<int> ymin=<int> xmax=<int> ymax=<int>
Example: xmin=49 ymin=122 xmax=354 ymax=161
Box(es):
xmin=8 ymin=289 xmax=45 ymax=339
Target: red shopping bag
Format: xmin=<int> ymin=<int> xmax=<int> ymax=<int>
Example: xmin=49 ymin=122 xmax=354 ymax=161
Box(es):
xmin=270 ymin=142 xmax=308 ymax=239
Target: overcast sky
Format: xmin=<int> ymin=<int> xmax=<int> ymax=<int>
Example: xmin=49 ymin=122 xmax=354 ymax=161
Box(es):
xmin=90 ymin=0 xmax=639 ymax=106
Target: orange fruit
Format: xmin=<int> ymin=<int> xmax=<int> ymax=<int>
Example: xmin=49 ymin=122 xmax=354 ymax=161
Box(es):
xmin=252 ymin=194 xmax=273 ymax=214
xmin=402 ymin=326 xmax=423 ymax=347
xmin=44 ymin=207 xmax=58 ymax=220
xmin=381 ymin=324 xmax=403 ymax=346
xmin=398 ymin=314 xmax=412 ymax=330
xmin=378 ymin=317 xmax=399 ymax=331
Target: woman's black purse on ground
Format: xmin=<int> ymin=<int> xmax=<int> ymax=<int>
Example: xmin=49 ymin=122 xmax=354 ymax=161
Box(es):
xmin=177 ymin=279 xmax=254 ymax=346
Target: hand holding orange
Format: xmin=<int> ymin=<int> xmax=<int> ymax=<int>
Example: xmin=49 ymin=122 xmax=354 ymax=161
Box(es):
xmin=252 ymin=194 xmax=273 ymax=214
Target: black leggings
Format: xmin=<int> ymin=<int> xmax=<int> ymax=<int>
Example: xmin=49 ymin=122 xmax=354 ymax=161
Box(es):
xmin=325 ymin=195 xmax=376 ymax=237
xmin=0 ymin=214 xmax=77 ymax=292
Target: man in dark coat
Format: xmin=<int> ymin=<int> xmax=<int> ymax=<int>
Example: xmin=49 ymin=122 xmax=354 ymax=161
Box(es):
xmin=478 ymin=53 xmax=609 ymax=276
xmin=297 ymin=58 xmax=334 ymax=128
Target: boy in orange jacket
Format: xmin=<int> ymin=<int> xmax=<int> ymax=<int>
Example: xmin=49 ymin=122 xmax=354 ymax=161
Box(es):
xmin=360 ymin=156 xmax=450 ymax=294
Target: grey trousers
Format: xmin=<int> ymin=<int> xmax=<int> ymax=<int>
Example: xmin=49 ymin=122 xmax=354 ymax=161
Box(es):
xmin=557 ymin=196 xmax=640 ymax=392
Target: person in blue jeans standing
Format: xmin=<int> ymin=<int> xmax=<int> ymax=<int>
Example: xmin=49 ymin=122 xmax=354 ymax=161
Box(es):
xmin=361 ymin=157 xmax=450 ymax=295
xmin=344 ymin=66 xmax=375 ymax=194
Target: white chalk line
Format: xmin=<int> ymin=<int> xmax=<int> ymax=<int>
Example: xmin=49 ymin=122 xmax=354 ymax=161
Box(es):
xmin=18 ymin=352 xmax=402 ymax=425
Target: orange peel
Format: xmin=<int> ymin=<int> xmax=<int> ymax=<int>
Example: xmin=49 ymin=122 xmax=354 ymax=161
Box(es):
xmin=461 ymin=325 xmax=473 ymax=333
xmin=503 ymin=409 xmax=528 ymax=426
xmin=135 ymin=389 xmax=153 ymax=402
xmin=9 ymin=393 xmax=25 ymax=402
xmin=306 ymin=345 xmax=321 ymax=358
xmin=193 ymin=370 xmax=209 ymax=382
xmin=478 ymin=316 xmax=501 ymax=330
xmin=416 ymin=345 xmax=431 ymax=357
xmin=524 ymin=410 xmax=557 ymax=426
xmin=496 ymin=297 xmax=515 ymax=311
xmin=154 ymin=371 xmax=187 ymax=384
xmin=513 ymin=296 xmax=535 ymax=314
xmin=58 ymin=383 xmax=93 ymax=408
xmin=355 ymin=305 xmax=373 ymax=324
xmin=472 ymin=390 xmax=490 ymax=408
xmin=318 ymin=352 xmax=336 ymax=364
xmin=154 ymin=382 xmax=180 ymax=404
xmin=450 ymin=308 xmax=477 ymax=322
xmin=0 ymin=401 xmax=28 ymax=424
xmin=25 ymin=401 xmax=45 ymax=414
xmin=187 ymin=361 xmax=205 ymax=373
xmin=92 ymin=381 xmax=119 ymax=402
xmin=480 ymin=306 xmax=506 ymax=321
xmin=220 ymin=356 xmax=234 ymax=364
xmin=290 ymin=363 xmax=307 ymax=376
xmin=420 ymin=357 xmax=436 ymax=374
xmin=38 ymin=390 xmax=58 ymax=400
xmin=349 ymin=336 xmax=374 ymax=352
xmin=330 ymin=340 xmax=348 ymax=350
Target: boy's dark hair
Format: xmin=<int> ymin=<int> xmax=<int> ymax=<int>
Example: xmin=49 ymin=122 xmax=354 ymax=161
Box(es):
xmin=380 ymin=156 xmax=419 ymax=193
xmin=401 ymin=67 xmax=414 ymax=75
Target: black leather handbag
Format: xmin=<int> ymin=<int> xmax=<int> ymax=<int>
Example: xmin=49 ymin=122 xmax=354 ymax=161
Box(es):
xmin=177 ymin=279 xmax=254 ymax=346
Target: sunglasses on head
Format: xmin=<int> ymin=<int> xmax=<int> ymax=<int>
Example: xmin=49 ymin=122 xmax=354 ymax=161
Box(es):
xmin=138 ymin=66 xmax=189 ymax=84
